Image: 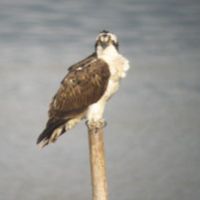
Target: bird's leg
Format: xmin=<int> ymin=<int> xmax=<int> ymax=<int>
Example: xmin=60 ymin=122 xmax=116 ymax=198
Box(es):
xmin=86 ymin=119 xmax=107 ymax=133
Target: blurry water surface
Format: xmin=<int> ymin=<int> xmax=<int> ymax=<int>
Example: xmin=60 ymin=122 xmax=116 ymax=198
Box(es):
xmin=0 ymin=0 xmax=200 ymax=200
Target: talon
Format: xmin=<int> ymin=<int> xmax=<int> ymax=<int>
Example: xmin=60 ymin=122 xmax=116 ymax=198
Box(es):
xmin=86 ymin=119 xmax=107 ymax=132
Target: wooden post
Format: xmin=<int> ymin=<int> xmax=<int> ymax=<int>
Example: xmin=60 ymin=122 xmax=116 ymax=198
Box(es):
xmin=87 ymin=120 xmax=108 ymax=200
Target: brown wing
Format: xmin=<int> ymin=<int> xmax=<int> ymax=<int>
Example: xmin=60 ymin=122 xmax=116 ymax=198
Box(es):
xmin=67 ymin=53 xmax=96 ymax=71
xmin=37 ymin=54 xmax=110 ymax=147
xmin=48 ymin=55 xmax=110 ymax=124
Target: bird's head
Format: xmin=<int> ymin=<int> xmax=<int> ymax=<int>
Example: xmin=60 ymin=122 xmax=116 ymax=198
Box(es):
xmin=95 ymin=30 xmax=119 ymax=55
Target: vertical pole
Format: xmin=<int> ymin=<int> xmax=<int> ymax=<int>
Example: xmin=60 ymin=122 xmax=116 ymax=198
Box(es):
xmin=87 ymin=121 xmax=108 ymax=200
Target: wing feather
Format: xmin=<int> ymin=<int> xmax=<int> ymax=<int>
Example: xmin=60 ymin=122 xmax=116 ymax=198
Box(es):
xmin=37 ymin=54 xmax=110 ymax=147
xmin=37 ymin=55 xmax=110 ymax=147
xmin=48 ymin=56 xmax=110 ymax=122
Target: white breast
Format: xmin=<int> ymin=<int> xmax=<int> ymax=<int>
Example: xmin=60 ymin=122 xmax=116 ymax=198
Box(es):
xmin=99 ymin=46 xmax=130 ymax=100
xmin=86 ymin=45 xmax=130 ymax=122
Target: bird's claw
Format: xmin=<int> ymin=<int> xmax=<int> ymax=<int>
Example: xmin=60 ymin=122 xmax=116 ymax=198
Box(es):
xmin=86 ymin=119 xmax=107 ymax=133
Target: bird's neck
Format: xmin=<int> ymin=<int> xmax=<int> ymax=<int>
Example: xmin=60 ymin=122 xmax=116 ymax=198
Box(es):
xmin=96 ymin=45 xmax=119 ymax=60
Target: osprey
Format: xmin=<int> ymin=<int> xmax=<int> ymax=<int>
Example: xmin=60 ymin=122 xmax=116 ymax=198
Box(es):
xmin=37 ymin=30 xmax=129 ymax=148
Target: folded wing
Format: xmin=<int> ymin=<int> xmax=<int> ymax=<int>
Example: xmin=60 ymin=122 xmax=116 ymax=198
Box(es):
xmin=37 ymin=55 xmax=110 ymax=147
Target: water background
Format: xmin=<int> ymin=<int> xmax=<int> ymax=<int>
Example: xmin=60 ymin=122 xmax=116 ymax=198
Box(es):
xmin=0 ymin=0 xmax=200 ymax=199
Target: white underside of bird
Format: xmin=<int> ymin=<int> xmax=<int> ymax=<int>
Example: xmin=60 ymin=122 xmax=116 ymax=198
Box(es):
xmin=87 ymin=45 xmax=129 ymax=122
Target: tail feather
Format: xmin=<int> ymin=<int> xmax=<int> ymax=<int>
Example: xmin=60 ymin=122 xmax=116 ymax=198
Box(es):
xmin=37 ymin=120 xmax=66 ymax=148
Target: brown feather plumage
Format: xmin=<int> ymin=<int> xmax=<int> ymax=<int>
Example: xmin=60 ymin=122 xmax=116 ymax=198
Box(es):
xmin=37 ymin=54 xmax=110 ymax=147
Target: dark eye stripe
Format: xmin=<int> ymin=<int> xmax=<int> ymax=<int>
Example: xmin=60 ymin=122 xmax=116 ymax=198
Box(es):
xmin=112 ymin=41 xmax=119 ymax=50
